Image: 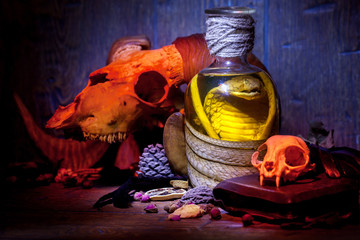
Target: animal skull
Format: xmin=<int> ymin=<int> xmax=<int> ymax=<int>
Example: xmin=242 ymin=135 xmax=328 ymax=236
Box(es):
xmin=46 ymin=42 xmax=184 ymax=143
xmin=46 ymin=34 xmax=267 ymax=145
xmin=251 ymin=135 xmax=315 ymax=187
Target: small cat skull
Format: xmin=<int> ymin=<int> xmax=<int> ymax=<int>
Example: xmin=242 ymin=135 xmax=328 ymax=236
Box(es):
xmin=251 ymin=135 xmax=315 ymax=187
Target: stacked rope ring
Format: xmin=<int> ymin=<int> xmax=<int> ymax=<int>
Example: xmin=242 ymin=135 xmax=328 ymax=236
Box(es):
xmin=185 ymin=121 xmax=261 ymax=188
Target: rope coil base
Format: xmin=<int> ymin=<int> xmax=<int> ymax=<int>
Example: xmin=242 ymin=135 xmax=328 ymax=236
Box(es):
xmin=185 ymin=121 xmax=260 ymax=188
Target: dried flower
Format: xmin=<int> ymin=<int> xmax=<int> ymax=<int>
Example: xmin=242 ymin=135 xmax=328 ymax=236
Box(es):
xmin=144 ymin=204 xmax=158 ymax=213
xmin=168 ymin=214 xmax=181 ymax=221
xmin=209 ymin=207 xmax=222 ymax=220
xmin=242 ymin=214 xmax=254 ymax=226
xmin=134 ymin=192 xmax=143 ymax=201
xmin=140 ymin=194 xmax=150 ymax=202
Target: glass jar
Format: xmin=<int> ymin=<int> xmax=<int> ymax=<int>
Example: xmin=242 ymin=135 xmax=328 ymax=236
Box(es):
xmin=185 ymin=7 xmax=279 ymax=142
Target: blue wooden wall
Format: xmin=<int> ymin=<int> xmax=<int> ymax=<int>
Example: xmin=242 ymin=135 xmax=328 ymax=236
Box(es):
xmin=1 ymin=0 xmax=360 ymax=165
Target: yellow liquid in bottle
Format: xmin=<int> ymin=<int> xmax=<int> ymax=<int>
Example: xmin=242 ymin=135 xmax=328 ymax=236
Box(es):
xmin=185 ymin=71 xmax=279 ymax=141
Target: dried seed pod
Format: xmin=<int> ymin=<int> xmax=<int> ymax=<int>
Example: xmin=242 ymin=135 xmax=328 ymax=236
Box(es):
xmin=180 ymin=186 xmax=214 ymax=205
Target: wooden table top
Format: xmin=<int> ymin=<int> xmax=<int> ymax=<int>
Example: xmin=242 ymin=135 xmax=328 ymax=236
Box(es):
xmin=1 ymin=182 xmax=360 ymax=240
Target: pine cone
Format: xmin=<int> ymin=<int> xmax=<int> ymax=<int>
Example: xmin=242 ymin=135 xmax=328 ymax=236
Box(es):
xmin=138 ymin=144 xmax=175 ymax=178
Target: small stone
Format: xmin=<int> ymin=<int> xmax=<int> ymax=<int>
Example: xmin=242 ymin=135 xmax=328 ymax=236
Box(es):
xmin=169 ymin=204 xmax=179 ymax=213
xmin=164 ymin=205 xmax=170 ymax=213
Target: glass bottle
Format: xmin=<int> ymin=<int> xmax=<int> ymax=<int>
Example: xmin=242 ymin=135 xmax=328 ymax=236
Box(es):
xmin=185 ymin=7 xmax=279 ymax=142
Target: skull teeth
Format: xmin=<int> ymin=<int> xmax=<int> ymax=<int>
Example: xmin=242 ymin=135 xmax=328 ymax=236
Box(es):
xmin=83 ymin=132 xmax=127 ymax=143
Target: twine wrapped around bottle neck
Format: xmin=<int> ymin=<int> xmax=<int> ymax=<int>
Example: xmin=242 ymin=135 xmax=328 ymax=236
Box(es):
xmin=205 ymin=14 xmax=255 ymax=58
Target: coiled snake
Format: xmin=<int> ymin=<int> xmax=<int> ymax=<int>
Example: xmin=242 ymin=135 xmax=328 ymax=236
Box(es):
xmin=185 ymin=72 xmax=278 ymax=188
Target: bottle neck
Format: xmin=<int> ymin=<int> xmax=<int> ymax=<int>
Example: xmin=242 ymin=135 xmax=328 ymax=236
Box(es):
xmin=211 ymin=55 xmax=249 ymax=68
xmin=201 ymin=53 xmax=260 ymax=74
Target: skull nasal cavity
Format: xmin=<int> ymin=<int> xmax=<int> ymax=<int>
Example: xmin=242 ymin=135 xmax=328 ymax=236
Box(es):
xmin=264 ymin=162 xmax=274 ymax=172
xmin=135 ymin=71 xmax=167 ymax=103
xmin=285 ymin=146 xmax=305 ymax=166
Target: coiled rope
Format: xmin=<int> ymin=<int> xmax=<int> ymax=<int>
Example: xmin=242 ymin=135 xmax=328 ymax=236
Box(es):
xmin=205 ymin=14 xmax=255 ymax=57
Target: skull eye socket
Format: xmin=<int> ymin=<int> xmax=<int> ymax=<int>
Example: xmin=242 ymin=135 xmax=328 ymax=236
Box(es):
xmin=257 ymin=144 xmax=267 ymax=161
xmin=284 ymin=146 xmax=306 ymax=167
xmin=135 ymin=71 xmax=168 ymax=103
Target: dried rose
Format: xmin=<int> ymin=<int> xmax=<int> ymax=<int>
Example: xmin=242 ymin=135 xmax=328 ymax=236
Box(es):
xmin=242 ymin=214 xmax=254 ymax=226
xmin=144 ymin=204 xmax=158 ymax=213
xmin=134 ymin=192 xmax=143 ymax=201
xmin=140 ymin=194 xmax=150 ymax=202
xmin=209 ymin=207 xmax=221 ymax=220
xmin=168 ymin=214 xmax=181 ymax=221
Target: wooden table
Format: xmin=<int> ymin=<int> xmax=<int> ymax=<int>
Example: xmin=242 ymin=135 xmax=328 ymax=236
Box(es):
xmin=1 ymin=183 xmax=359 ymax=240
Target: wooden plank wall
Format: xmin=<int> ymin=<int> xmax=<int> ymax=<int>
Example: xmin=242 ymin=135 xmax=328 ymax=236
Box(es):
xmin=268 ymin=0 xmax=360 ymax=149
xmin=1 ymin=0 xmax=359 ymax=167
